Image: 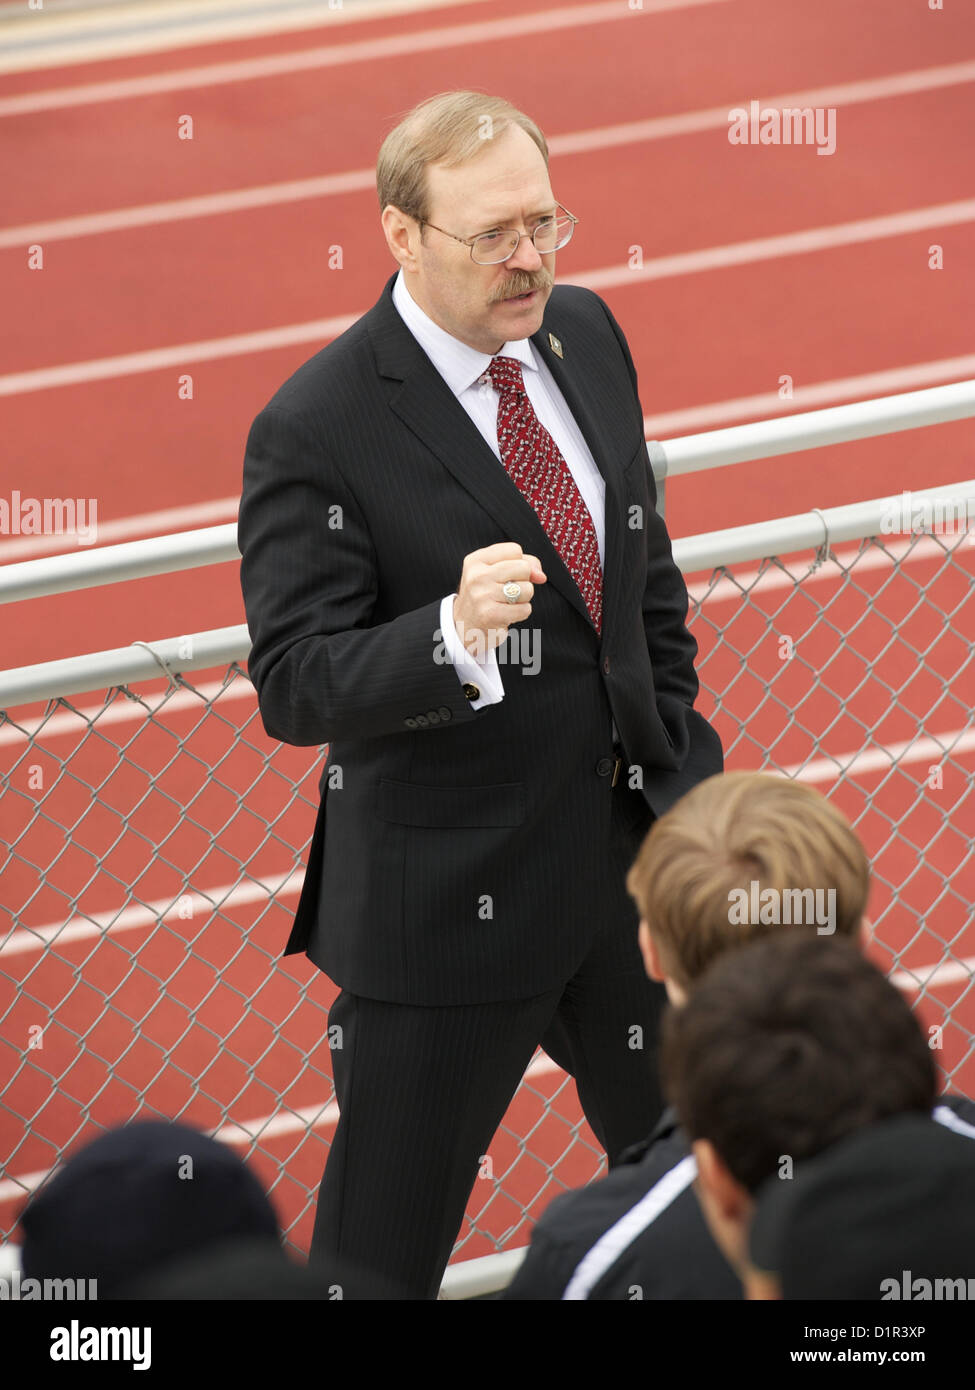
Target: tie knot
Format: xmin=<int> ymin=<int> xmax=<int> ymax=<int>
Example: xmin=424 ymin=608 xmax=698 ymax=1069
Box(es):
xmin=486 ymin=355 xmax=525 ymax=396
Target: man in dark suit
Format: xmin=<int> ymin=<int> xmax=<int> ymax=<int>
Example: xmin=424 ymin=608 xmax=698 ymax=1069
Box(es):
xmin=238 ymin=91 xmax=722 ymax=1299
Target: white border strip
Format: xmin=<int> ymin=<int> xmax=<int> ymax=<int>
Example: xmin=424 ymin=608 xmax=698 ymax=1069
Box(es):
xmin=932 ymin=1103 xmax=975 ymax=1139
xmin=562 ymin=1154 xmax=697 ymax=1299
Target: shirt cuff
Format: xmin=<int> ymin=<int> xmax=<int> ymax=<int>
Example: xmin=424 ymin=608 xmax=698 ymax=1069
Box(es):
xmin=439 ymin=593 xmax=505 ymax=709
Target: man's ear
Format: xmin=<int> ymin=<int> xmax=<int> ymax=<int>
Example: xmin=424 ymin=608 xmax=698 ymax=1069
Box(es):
xmin=639 ymin=919 xmax=665 ymax=982
xmin=858 ymin=915 xmax=872 ymax=952
xmin=381 ymin=205 xmax=416 ymax=268
xmin=693 ymin=1139 xmax=749 ymax=1223
xmin=692 ymin=1139 xmax=754 ymax=1278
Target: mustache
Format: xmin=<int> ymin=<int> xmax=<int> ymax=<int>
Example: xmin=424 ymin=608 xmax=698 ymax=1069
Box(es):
xmin=492 ymin=271 xmax=553 ymax=302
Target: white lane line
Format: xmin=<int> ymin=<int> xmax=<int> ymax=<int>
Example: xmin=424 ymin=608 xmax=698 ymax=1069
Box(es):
xmin=4 ymin=198 xmax=974 ymax=398
xmin=573 ymin=198 xmax=975 ymax=292
xmin=785 ymin=730 xmax=975 ymax=784
xmin=645 ymin=354 xmax=975 ymax=438
xmin=0 ymin=676 xmax=255 ymax=746
xmin=0 ymin=311 xmax=360 ymax=396
xmin=0 ymin=0 xmax=730 ymax=116
xmin=4 ymin=59 xmax=974 ymax=246
xmin=0 ymin=170 xmax=378 ymax=249
xmin=212 ymin=1098 xmax=339 ymax=1148
xmin=0 ymin=497 xmax=239 ymax=564
xmin=891 ymin=956 xmax=975 ymax=992
xmin=210 ymin=1051 xmax=564 ymax=1144
xmin=4 ymin=727 xmax=972 ymax=957
xmin=0 ymin=1050 xmax=565 ymax=1205
xmin=549 ymin=59 xmax=975 ymax=154
xmin=0 ymin=873 xmax=304 ymax=956
xmin=0 ymin=0 xmax=495 ymax=75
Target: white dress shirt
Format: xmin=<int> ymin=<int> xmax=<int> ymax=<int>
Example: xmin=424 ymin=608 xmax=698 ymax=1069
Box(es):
xmin=391 ymin=268 xmax=617 ymax=742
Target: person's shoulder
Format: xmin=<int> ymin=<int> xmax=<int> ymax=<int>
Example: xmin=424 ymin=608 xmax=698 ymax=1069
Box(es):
xmin=251 ymin=273 xmax=406 ymax=429
xmin=258 ymin=313 xmax=376 ymax=426
xmin=575 ymin=1120 xmax=741 ymax=1300
xmin=504 ymin=1125 xmax=691 ymax=1299
xmin=546 ymin=281 xmax=614 ymax=327
xmin=536 ymin=1121 xmax=691 ymax=1245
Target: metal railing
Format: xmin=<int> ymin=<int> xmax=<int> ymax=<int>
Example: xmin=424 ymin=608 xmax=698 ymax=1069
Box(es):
xmin=2 ymin=378 xmax=972 ymax=605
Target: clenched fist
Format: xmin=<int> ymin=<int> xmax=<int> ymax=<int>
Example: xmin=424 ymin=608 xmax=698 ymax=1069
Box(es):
xmin=453 ymin=542 xmax=547 ymax=660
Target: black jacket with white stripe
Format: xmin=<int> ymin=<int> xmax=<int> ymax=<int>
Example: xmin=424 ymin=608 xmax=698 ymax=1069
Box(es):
xmin=503 ymin=1095 xmax=975 ymax=1300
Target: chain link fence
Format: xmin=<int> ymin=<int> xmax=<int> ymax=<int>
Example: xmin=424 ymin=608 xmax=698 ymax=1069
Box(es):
xmin=1 ymin=525 xmax=973 ymax=1271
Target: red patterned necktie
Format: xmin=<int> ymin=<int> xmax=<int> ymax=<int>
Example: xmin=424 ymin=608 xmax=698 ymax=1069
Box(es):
xmin=486 ymin=354 xmax=603 ymax=636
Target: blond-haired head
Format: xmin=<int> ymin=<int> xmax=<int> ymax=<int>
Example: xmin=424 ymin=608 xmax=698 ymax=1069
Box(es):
xmin=376 ymin=90 xmax=549 ymax=228
xmin=627 ymin=772 xmax=870 ymax=994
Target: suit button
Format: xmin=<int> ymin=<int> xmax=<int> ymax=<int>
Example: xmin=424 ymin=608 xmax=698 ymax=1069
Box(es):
xmin=416 ymin=714 xmax=429 ymax=727
xmin=405 ymin=718 xmax=418 ymax=729
xmin=463 ymin=683 xmax=480 ymax=701
xmin=595 ymin=756 xmax=615 ymax=776
xmin=603 ymin=656 xmax=611 ymax=675
xmin=437 ymin=706 xmax=452 ymax=721
xmin=425 ymin=709 xmax=441 ymax=725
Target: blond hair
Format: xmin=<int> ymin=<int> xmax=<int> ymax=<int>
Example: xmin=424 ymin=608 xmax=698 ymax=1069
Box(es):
xmin=376 ymin=91 xmax=549 ymax=230
xmin=626 ymin=772 xmax=870 ymax=991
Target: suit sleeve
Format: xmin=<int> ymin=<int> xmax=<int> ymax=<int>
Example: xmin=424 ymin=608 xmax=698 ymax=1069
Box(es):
xmin=238 ymin=404 xmax=483 ymax=746
xmin=597 ymin=296 xmax=701 ymax=719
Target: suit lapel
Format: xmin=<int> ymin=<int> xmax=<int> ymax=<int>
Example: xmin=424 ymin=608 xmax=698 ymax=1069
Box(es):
xmin=366 ymin=274 xmax=624 ymax=643
xmin=530 ymin=320 xmax=625 ymax=649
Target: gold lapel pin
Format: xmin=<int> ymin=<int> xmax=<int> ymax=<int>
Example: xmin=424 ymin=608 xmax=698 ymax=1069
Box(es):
xmin=548 ymin=333 xmax=564 ymax=358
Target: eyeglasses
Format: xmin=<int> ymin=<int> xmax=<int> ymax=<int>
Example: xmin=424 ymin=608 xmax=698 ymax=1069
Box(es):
xmin=420 ymin=204 xmax=579 ymax=265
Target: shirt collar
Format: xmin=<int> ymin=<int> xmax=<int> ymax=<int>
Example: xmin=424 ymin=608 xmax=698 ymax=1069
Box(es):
xmin=392 ymin=267 xmax=538 ymax=397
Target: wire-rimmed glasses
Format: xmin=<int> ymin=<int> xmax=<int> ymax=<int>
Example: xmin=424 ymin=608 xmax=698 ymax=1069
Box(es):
xmin=421 ymin=205 xmax=578 ymax=264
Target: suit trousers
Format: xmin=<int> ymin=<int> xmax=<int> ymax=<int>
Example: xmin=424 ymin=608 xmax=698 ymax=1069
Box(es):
xmin=308 ymin=778 xmax=667 ymax=1299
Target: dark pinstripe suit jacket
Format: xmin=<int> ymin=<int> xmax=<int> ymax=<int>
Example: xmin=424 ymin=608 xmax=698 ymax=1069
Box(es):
xmin=238 ymin=270 xmax=723 ymax=1005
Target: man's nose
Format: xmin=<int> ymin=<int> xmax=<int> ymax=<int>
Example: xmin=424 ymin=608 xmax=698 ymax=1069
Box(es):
xmin=507 ymin=232 xmax=544 ymax=272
